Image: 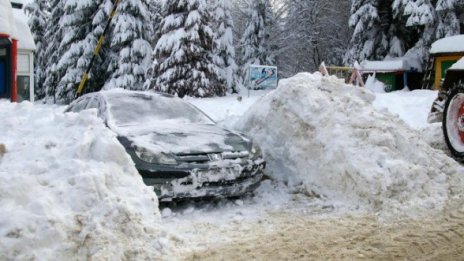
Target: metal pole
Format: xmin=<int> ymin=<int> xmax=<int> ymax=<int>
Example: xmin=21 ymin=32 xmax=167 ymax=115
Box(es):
xmin=75 ymin=0 xmax=120 ymax=99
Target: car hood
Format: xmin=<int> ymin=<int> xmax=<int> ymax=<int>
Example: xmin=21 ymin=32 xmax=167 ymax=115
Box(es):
xmin=115 ymin=123 xmax=250 ymax=155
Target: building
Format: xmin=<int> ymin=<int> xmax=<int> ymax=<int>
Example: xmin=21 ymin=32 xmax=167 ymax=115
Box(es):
xmin=424 ymin=35 xmax=464 ymax=90
xmin=0 ymin=0 xmax=36 ymax=102
xmin=360 ymin=57 xmax=423 ymax=92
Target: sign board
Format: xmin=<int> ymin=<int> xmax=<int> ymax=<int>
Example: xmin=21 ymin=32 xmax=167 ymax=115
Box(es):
xmin=249 ymin=65 xmax=278 ymax=89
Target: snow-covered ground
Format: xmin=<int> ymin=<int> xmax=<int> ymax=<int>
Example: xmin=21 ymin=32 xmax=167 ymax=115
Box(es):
xmin=1 ymin=72 xmax=463 ymax=259
xmin=162 ymin=73 xmax=464 ymax=258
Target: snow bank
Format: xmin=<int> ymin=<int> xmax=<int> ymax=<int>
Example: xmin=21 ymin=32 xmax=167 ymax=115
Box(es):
xmin=0 ymin=102 xmax=169 ymax=259
xmin=236 ymin=73 xmax=464 ymax=216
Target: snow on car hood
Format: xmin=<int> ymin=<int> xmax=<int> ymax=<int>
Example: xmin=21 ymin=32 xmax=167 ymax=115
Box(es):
xmin=114 ymin=122 xmax=249 ymax=154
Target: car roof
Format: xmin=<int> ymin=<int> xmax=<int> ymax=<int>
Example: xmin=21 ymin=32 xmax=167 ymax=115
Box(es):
xmin=77 ymin=89 xmax=176 ymax=101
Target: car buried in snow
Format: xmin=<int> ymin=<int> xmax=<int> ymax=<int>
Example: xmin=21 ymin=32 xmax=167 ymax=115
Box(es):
xmin=66 ymin=89 xmax=265 ymax=201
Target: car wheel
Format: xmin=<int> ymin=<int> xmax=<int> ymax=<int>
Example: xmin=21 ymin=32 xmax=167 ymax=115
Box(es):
xmin=443 ymin=84 xmax=464 ymax=161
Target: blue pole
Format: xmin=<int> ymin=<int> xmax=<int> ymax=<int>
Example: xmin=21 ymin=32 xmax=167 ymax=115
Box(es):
xmin=403 ymin=71 xmax=408 ymax=90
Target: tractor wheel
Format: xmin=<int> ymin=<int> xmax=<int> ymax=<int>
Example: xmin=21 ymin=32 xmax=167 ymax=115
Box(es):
xmin=443 ymin=84 xmax=464 ymax=161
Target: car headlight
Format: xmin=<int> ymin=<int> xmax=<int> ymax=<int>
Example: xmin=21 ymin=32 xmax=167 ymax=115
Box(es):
xmin=134 ymin=147 xmax=177 ymax=165
xmin=250 ymin=142 xmax=263 ymax=159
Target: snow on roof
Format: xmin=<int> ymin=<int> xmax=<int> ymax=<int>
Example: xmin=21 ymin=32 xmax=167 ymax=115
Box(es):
xmin=450 ymin=57 xmax=464 ymax=70
xmin=0 ymin=1 xmax=35 ymax=51
xmin=13 ymin=8 xmax=35 ymax=50
xmin=430 ymin=35 xmax=464 ymax=54
xmin=360 ymin=57 xmax=421 ymax=72
xmin=0 ymin=1 xmax=15 ymax=37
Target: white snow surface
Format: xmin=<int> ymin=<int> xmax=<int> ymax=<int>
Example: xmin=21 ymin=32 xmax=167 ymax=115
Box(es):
xmin=361 ymin=57 xmax=421 ymax=72
xmin=450 ymin=57 xmax=464 ymax=70
xmin=13 ymin=8 xmax=36 ymax=50
xmin=235 ymin=72 xmax=464 ymax=216
xmin=0 ymin=101 xmax=169 ymax=260
xmin=430 ymin=34 xmax=464 ymax=54
xmin=373 ymin=89 xmax=439 ymax=129
xmin=0 ymin=1 xmax=15 ymax=37
xmin=365 ymin=74 xmax=386 ymax=93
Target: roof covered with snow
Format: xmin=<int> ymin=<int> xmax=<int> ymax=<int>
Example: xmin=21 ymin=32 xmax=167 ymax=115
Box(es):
xmin=360 ymin=57 xmax=422 ymax=73
xmin=0 ymin=1 xmax=35 ymax=51
xmin=13 ymin=8 xmax=35 ymax=50
xmin=430 ymin=35 xmax=464 ymax=55
xmin=0 ymin=1 xmax=15 ymax=37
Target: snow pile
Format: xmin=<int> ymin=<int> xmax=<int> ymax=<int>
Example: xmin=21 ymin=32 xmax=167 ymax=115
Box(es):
xmin=0 ymin=102 xmax=169 ymax=260
xmin=236 ymin=72 xmax=464 ymax=216
xmin=365 ymin=74 xmax=386 ymax=93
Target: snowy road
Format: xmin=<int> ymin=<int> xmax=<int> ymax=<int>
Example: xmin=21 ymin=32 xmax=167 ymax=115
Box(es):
xmin=161 ymin=186 xmax=464 ymax=260
xmin=182 ymin=199 xmax=464 ymax=260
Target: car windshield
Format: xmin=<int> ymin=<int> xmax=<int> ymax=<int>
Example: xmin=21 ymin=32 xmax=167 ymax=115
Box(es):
xmin=106 ymin=93 xmax=214 ymax=127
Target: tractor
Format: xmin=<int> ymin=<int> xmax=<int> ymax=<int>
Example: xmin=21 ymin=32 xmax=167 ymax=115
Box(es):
xmin=428 ymin=59 xmax=464 ymax=161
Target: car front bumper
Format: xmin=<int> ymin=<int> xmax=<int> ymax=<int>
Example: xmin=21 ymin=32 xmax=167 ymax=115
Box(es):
xmin=139 ymin=162 xmax=265 ymax=201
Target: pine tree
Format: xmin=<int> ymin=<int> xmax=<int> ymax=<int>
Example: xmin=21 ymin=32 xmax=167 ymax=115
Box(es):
xmin=149 ymin=0 xmax=225 ymax=98
xmin=212 ymin=0 xmax=239 ymax=93
xmin=104 ymin=0 xmax=154 ymax=90
xmin=345 ymin=0 xmax=387 ymax=64
xmin=239 ymin=0 xmax=276 ymax=82
xmin=42 ymin=0 xmax=64 ymax=101
xmin=24 ymin=0 xmax=50 ymax=100
xmin=148 ymin=0 xmax=163 ymax=39
xmin=435 ymin=0 xmax=464 ymax=38
xmin=392 ymin=0 xmax=436 ymax=63
xmin=50 ymin=0 xmax=112 ymax=103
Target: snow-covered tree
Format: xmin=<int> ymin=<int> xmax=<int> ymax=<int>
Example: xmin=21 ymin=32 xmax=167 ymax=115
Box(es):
xmin=435 ymin=0 xmax=464 ymax=38
xmin=24 ymin=0 xmax=50 ymax=99
xmin=104 ymin=0 xmax=154 ymax=90
xmin=50 ymin=0 xmax=113 ymax=103
xmin=148 ymin=0 xmax=163 ymax=41
xmin=281 ymin=0 xmax=351 ymax=75
xmin=345 ymin=0 xmax=388 ymax=64
xmin=148 ymin=0 xmax=226 ymax=98
xmin=42 ymin=0 xmax=64 ymax=101
xmin=392 ymin=0 xmax=436 ymax=64
xmin=239 ymin=0 xmax=277 ymax=80
xmin=212 ymin=0 xmax=239 ymax=93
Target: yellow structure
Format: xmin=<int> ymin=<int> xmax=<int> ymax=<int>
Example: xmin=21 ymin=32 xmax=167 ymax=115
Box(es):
xmin=326 ymin=66 xmax=353 ymax=83
xmin=429 ymin=35 xmax=464 ymax=90
xmin=433 ymin=55 xmax=464 ymax=89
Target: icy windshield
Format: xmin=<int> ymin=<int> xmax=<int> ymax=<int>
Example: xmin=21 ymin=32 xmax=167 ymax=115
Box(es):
xmin=106 ymin=93 xmax=214 ymax=127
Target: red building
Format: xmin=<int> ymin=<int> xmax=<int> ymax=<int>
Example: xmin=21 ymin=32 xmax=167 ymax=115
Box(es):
xmin=0 ymin=0 xmax=36 ymax=102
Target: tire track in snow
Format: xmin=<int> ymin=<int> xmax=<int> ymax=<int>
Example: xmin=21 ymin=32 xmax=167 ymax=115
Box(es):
xmin=182 ymin=199 xmax=464 ymax=260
